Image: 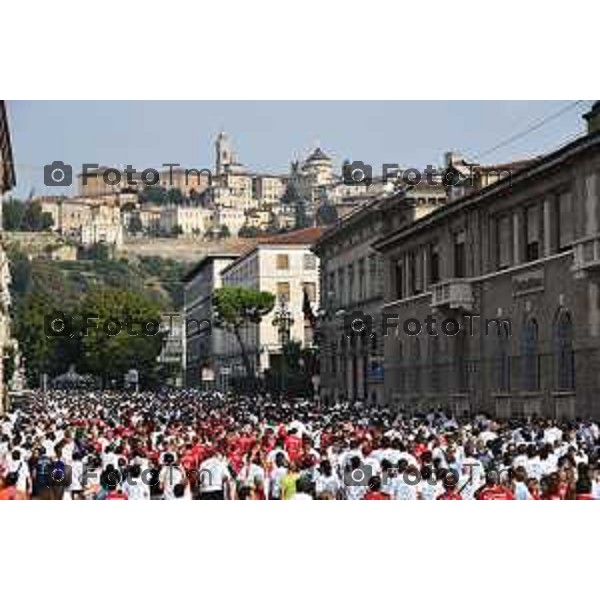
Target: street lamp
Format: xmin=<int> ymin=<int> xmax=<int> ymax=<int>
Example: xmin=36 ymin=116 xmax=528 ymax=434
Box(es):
xmin=272 ymin=297 xmax=294 ymax=397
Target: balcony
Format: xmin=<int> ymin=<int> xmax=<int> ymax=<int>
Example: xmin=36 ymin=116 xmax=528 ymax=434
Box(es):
xmin=572 ymin=234 xmax=600 ymax=278
xmin=430 ymin=279 xmax=475 ymax=312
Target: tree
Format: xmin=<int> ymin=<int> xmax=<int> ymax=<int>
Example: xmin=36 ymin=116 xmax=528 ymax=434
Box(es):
xmin=220 ymin=224 xmax=230 ymax=238
xmin=21 ymin=200 xmax=46 ymax=231
xmin=171 ymin=224 xmax=183 ymax=236
xmin=140 ymin=185 xmax=167 ymax=205
xmin=41 ymin=211 xmax=54 ymax=231
xmin=212 ymin=287 xmax=275 ymax=378
xmin=13 ymin=291 xmax=73 ymax=386
xmin=316 ymin=201 xmax=339 ymax=226
xmin=78 ymin=289 xmax=165 ymax=388
xmin=85 ymin=243 xmax=111 ymax=261
xmin=238 ymin=225 xmax=261 ymax=238
xmin=281 ymin=183 xmax=300 ymax=205
xmin=294 ymin=198 xmax=311 ymax=230
xmin=2 ymin=197 xmax=25 ymax=230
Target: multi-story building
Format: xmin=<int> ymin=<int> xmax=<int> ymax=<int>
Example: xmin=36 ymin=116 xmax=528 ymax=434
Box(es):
xmin=80 ymin=220 xmax=123 ymax=247
xmin=314 ymin=184 xmax=446 ymax=404
xmin=41 ymin=198 xmax=123 ymax=247
xmin=0 ymin=101 xmax=16 ymax=410
xmin=253 ymin=174 xmax=287 ymax=204
xmin=245 ymin=208 xmax=273 ymax=230
xmin=183 ymin=253 xmax=244 ymax=388
xmin=373 ymin=103 xmax=600 ymax=419
xmin=77 ymin=166 xmax=211 ymax=198
xmin=213 ymin=206 xmax=245 ymax=237
xmin=159 ymin=205 xmax=213 ymax=236
xmin=137 ymin=205 xmax=162 ymax=233
xmin=219 ymin=228 xmax=323 ymax=380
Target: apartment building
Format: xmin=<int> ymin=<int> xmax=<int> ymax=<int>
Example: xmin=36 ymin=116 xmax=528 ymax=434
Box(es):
xmin=219 ymin=228 xmax=323 ymax=381
xmin=159 ymin=205 xmax=213 ymax=236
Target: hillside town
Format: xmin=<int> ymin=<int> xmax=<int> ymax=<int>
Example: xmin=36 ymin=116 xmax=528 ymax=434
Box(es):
xmin=21 ymin=132 xmax=399 ymax=252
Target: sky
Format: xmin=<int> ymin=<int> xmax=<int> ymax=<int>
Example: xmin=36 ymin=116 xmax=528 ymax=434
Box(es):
xmin=6 ymin=100 xmax=593 ymax=197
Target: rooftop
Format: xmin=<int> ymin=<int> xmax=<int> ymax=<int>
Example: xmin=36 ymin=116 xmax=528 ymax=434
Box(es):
xmin=305 ymin=147 xmax=331 ymax=163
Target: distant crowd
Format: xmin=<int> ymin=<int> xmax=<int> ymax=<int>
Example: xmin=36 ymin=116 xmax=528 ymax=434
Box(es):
xmin=1 ymin=389 xmax=599 ymax=500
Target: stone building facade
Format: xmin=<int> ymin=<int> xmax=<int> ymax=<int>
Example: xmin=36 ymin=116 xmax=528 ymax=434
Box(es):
xmin=374 ymin=104 xmax=600 ymax=419
xmin=315 ymin=184 xmax=446 ymax=404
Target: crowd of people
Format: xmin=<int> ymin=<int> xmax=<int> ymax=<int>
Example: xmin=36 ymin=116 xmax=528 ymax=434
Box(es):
xmin=1 ymin=389 xmax=600 ymax=500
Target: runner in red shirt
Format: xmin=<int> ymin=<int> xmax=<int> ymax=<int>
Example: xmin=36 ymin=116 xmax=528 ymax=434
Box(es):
xmin=363 ymin=475 xmax=390 ymax=500
xmin=438 ymin=469 xmax=462 ymax=500
xmin=476 ymin=471 xmax=515 ymax=500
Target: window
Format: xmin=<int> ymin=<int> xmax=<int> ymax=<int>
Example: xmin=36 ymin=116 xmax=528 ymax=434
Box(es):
xmin=395 ymin=260 xmax=404 ymax=299
xmin=491 ymin=323 xmax=511 ymax=391
xmin=347 ymin=264 xmax=355 ymax=303
xmin=276 ymin=282 xmax=290 ymax=302
xmin=368 ymin=254 xmax=379 ymax=295
xmin=337 ymin=268 xmax=345 ymax=306
xmin=554 ymin=310 xmax=574 ymax=390
xmin=429 ymin=243 xmax=440 ymax=284
xmin=303 ymin=281 xmax=316 ymax=302
xmin=276 ymin=254 xmax=289 ymax=269
xmin=454 ymin=232 xmax=466 ymax=278
xmin=497 ymin=214 xmax=512 ymax=269
xmin=557 ymin=192 xmax=574 ymax=250
xmin=303 ymin=254 xmax=317 ymax=270
xmin=358 ymin=258 xmax=366 ymax=300
xmin=408 ymin=251 xmax=422 ymax=295
xmin=525 ymin=205 xmax=540 ymax=261
xmin=521 ymin=319 xmax=539 ymax=391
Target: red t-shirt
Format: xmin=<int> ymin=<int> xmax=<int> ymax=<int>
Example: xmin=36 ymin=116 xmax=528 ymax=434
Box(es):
xmin=438 ymin=490 xmax=462 ymax=500
xmin=0 ymin=486 xmax=17 ymax=500
xmin=284 ymin=436 xmax=303 ymax=463
xmin=106 ymin=491 xmax=128 ymax=500
xmin=477 ymin=485 xmax=515 ymax=500
xmin=363 ymin=491 xmax=391 ymax=500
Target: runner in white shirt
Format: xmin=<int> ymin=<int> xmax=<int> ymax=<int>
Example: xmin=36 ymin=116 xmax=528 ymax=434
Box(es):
xmin=198 ymin=451 xmax=231 ymax=499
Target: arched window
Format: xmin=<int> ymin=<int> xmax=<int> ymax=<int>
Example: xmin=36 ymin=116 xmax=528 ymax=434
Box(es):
xmin=554 ymin=310 xmax=574 ymax=390
xmin=490 ymin=323 xmax=511 ymax=391
xmin=521 ymin=318 xmax=539 ymax=391
xmin=429 ymin=335 xmax=441 ymax=394
xmin=454 ymin=331 xmax=468 ymax=393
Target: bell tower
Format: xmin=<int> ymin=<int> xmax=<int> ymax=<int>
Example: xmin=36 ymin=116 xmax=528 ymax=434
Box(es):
xmin=215 ymin=131 xmax=233 ymax=176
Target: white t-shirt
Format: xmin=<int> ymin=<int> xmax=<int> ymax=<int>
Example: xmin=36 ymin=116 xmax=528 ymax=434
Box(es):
xmin=199 ymin=456 xmax=230 ymax=493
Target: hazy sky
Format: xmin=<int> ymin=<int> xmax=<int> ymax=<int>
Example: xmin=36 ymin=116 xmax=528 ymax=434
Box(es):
xmin=6 ymin=100 xmax=592 ymax=197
